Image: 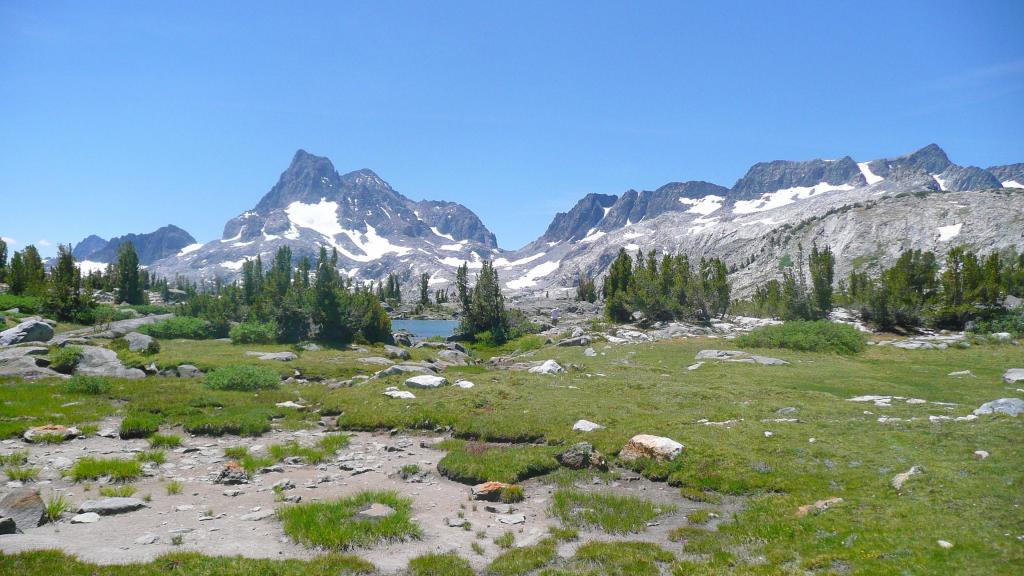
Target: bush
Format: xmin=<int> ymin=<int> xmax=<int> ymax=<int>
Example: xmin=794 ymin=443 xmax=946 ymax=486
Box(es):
xmin=138 ymin=316 xmax=214 ymax=339
xmin=49 ymin=346 xmax=83 ymax=374
xmin=971 ymin=310 xmax=1024 ymax=338
xmin=62 ymin=375 xmax=113 ymax=395
xmin=204 ymin=365 xmax=280 ymax=391
xmin=0 ymin=293 xmax=42 ymax=314
xmin=119 ymin=412 xmax=160 ymax=439
xmin=229 ymin=321 xmax=278 ymax=344
xmin=735 ymin=320 xmax=866 ymax=354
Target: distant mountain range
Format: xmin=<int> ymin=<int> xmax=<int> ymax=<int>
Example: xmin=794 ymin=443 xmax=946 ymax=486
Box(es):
xmin=66 ymin=144 xmax=1022 ymax=296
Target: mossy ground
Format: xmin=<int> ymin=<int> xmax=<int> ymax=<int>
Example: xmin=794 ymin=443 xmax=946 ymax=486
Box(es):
xmin=1 ymin=335 xmax=1022 ymax=574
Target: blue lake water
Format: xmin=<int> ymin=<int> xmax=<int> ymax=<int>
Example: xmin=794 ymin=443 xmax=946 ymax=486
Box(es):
xmin=391 ymin=319 xmax=459 ymax=339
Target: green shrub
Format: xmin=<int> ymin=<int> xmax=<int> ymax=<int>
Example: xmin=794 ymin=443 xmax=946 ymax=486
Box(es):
xmin=229 ymin=321 xmax=278 ymax=344
xmin=149 ymin=434 xmax=181 ymax=448
xmin=138 ymin=316 xmax=213 ymax=339
xmin=62 ymin=375 xmax=113 ymax=395
xmin=971 ymin=310 xmax=1024 ymax=338
xmin=44 ymin=494 xmax=71 ymax=523
xmin=119 ymin=412 xmax=160 ymax=439
xmin=49 ymin=346 xmax=83 ymax=374
xmin=735 ymin=320 xmax=865 ymax=354
xmin=204 ymin=365 xmax=280 ymax=391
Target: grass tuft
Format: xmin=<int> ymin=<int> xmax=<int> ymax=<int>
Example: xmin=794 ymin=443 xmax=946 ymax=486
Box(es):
xmin=149 ymin=434 xmax=182 ymax=448
xmin=407 ymin=552 xmax=475 ymax=576
xmin=550 ymin=489 xmax=675 ymax=534
xmin=70 ymin=457 xmax=141 ymax=483
xmin=277 ymin=489 xmax=421 ymax=550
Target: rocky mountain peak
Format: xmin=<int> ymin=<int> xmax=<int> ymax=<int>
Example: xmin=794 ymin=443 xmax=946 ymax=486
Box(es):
xmin=74 ymin=225 xmax=196 ymax=265
xmin=254 ymin=150 xmax=343 ymax=213
xmin=729 ymin=156 xmax=864 ymax=201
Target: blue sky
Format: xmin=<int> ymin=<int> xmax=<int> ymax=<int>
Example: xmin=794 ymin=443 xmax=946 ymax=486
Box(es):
xmin=2 ymin=0 xmax=1023 ymax=256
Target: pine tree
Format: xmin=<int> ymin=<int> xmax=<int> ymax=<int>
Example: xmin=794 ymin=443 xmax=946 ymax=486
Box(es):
xmin=419 ymin=272 xmax=430 ymax=306
xmin=462 ymin=260 xmax=510 ymax=343
xmin=8 ymin=251 xmax=26 ymax=295
xmin=0 ymin=237 xmax=7 ymax=283
xmin=20 ymin=245 xmax=47 ymax=296
xmin=808 ymin=243 xmax=835 ymax=318
xmin=115 ymin=242 xmax=144 ymax=304
xmin=43 ymin=244 xmax=89 ymax=321
xmin=455 ymin=262 xmax=471 ymax=313
xmin=268 ymin=246 xmax=293 ymax=301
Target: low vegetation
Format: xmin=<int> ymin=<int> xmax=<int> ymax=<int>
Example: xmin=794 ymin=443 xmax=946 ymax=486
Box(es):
xmin=436 ymin=440 xmax=559 ymax=484
xmin=277 ymin=490 xmax=422 ymax=550
xmin=407 ymin=552 xmax=475 ymax=576
xmin=70 ymin=457 xmax=142 ymax=482
xmin=0 ymin=550 xmax=377 ymax=575
xmin=119 ymin=412 xmax=161 ymax=439
xmin=736 ymin=320 xmax=866 ymax=354
xmin=49 ymin=345 xmax=83 ymax=374
xmin=204 ymin=365 xmax=280 ymax=391
xmin=62 ymin=375 xmax=113 ymax=395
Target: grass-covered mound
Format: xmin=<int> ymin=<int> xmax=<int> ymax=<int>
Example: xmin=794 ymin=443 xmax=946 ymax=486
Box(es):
xmin=139 ymin=316 xmax=215 ymax=339
xmin=736 ymin=320 xmax=866 ymax=354
xmin=436 ymin=440 xmax=559 ymax=484
xmin=277 ymin=490 xmax=421 ymax=550
xmin=550 ymin=489 xmax=676 ymax=534
xmin=205 ymin=365 xmax=280 ymax=391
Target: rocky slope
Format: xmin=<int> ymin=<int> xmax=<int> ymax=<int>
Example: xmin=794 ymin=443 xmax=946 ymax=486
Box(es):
xmin=143 ymin=144 xmax=1022 ymax=297
xmin=71 ymin=225 xmax=197 ymax=270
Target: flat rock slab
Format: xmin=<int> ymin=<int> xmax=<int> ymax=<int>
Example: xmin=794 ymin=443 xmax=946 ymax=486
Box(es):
xmin=496 ymin=514 xmax=526 ymax=525
xmin=245 ymin=351 xmax=298 ymax=361
xmin=374 ymin=364 xmax=436 ymax=378
xmin=572 ymin=419 xmax=605 ymax=432
xmin=974 ymin=398 xmax=1024 ymax=417
xmin=383 ymin=387 xmax=416 ymax=399
xmin=70 ymin=512 xmax=101 ymax=524
xmin=24 ymin=424 xmax=79 ymax=443
xmin=696 ymin=350 xmax=788 ymax=365
xmin=240 ymin=509 xmax=276 ymax=521
xmin=1003 ymin=369 xmax=1024 ymax=384
xmin=383 ymin=345 xmax=410 ymax=360
xmin=405 ymin=375 xmax=448 ymax=389
xmin=77 ymin=497 xmax=147 ymax=515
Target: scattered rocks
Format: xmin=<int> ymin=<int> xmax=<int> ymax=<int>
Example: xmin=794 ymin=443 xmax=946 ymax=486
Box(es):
xmin=23 ymin=424 xmax=79 ymax=443
xmin=245 ymin=351 xmax=297 ymax=361
xmin=795 ymin=497 xmax=843 ymax=518
xmin=77 ymin=497 xmax=147 ymax=515
xmin=0 ymin=488 xmax=45 ymax=530
xmin=0 ymin=319 xmax=54 ymax=346
xmin=619 ymin=434 xmax=684 ymax=462
xmin=556 ymin=442 xmax=607 ymax=470
xmin=215 ymin=461 xmax=249 ymax=485
xmin=356 ymin=503 xmax=395 ymax=520
xmin=973 ymin=398 xmax=1024 ymax=417
xmin=383 ymin=387 xmax=416 ymax=399
xmin=891 ymin=466 xmax=922 ymax=491
xmin=528 ymin=359 xmax=564 ymax=375
xmin=70 ymin=512 xmax=101 ymax=524
xmin=572 ymin=419 xmax=605 ymax=432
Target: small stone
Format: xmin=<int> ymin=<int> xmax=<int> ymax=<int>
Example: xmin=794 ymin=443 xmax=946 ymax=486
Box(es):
xmin=240 ymin=509 xmax=276 ymax=521
xmin=471 ymin=481 xmax=509 ymax=501
xmin=445 ymin=516 xmax=469 ymax=528
xmin=70 ymin=512 xmax=100 ymax=524
xmin=135 ymin=533 xmax=159 ymax=545
xmin=453 ymin=380 xmax=475 ymax=389
xmin=356 ymin=503 xmax=395 ymax=520
xmin=77 ymin=497 xmax=147 ymax=515
xmin=764 ymin=431 xmax=774 ymax=438
xmin=405 ymin=375 xmax=448 ymax=389
xmin=973 ymin=450 xmax=990 ymax=460
xmin=891 ymin=466 xmax=922 ymax=491
xmin=572 ymin=419 xmax=605 ymax=432
xmin=795 ymin=497 xmax=843 ymax=518
xmin=937 ymin=540 xmax=953 ymax=549
xmin=496 ymin=513 xmax=526 ymax=525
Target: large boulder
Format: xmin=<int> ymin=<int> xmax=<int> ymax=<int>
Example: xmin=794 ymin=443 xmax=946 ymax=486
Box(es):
xmin=0 ymin=488 xmax=45 ymax=531
xmin=177 ymin=364 xmax=203 ymax=378
xmin=75 ymin=346 xmax=146 ymax=379
xmin=973 ymin=398 xmax=1024 ymax=417
xmin=1003 ymin=369 xmax=1024 ymax=384
xmin=123 ymin=332 xmax=158 ymax=354
xmin=0 ymin=346 xmax=65 ymax=380
xmin=0 ymin=320 xmax=54 ymax=346
xmin=695 ymin=349 xmax=788 ymax=365
xmin=215 ymin=461 xmax=249 ymax=485
xmin=405 ymin=375 xmax=448 ymax=389
xmin=619 ymin=434 xmax=684 ymax=462
xmin=436 ymin=349 xmax=471 ymax=366
xmin=373 ymin=364 xmax=436 ymax=378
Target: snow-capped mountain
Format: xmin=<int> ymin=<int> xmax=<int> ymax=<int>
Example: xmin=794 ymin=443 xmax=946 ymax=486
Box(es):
xmin=142 ymin=144 xmax=1022 ymax=297
xmin=150 ymin=150 xmax=498 ymax=285
xmin=493 ymin=144 xmax=1024 ymax=297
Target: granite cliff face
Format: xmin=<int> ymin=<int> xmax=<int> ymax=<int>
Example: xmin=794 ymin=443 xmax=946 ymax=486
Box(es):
xmin=143 ymin=144 xmax=1022 ymax=297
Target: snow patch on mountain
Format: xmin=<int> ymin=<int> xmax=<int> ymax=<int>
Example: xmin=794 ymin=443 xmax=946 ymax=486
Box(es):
xmin=286 ymin=199 xmax=345 ymax=239
xmin=678 ymin=195 xmax=724 ymax=215
xmin=507 ymin=260 xmax=561 ymax=289
xmin=178 ymin=243 xmax=203 ymax=256
xmin=1004 ymin=180 xmax=1024 ymax=189
xmin=937 ymin=223 xmax=962 ymax=242
xmin=733 ymin=183 xmax=855 ymax=214
xmin=857 ymin=162 xmax=884 ymax=185
xmin=78 ymin=260 xmax=108 ymax=274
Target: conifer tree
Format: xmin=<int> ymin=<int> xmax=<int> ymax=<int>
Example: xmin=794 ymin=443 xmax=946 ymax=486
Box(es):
xmin=115 ymin=242 xmax=144 ymax=304
xmin=20 ymin=245 xmax=47 ymax=296
xmin=808 ymin=243 xmax=835 ymax=317
xmin=455 ymin=262 xmax=471 ymax=313
xmin=43 ymin=244 xmax=91 ymax=321
xmin=0 ymin=238 xmax=7 ymax=283
xmin=8 ymin=251 xmax=26 ymax=295
xmin=419 ymin=272 xmax=430 ymax=306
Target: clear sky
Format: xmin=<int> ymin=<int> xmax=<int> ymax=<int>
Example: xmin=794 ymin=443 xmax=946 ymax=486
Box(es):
xmin=2 ymin=1 xmax=1023 ymax=256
